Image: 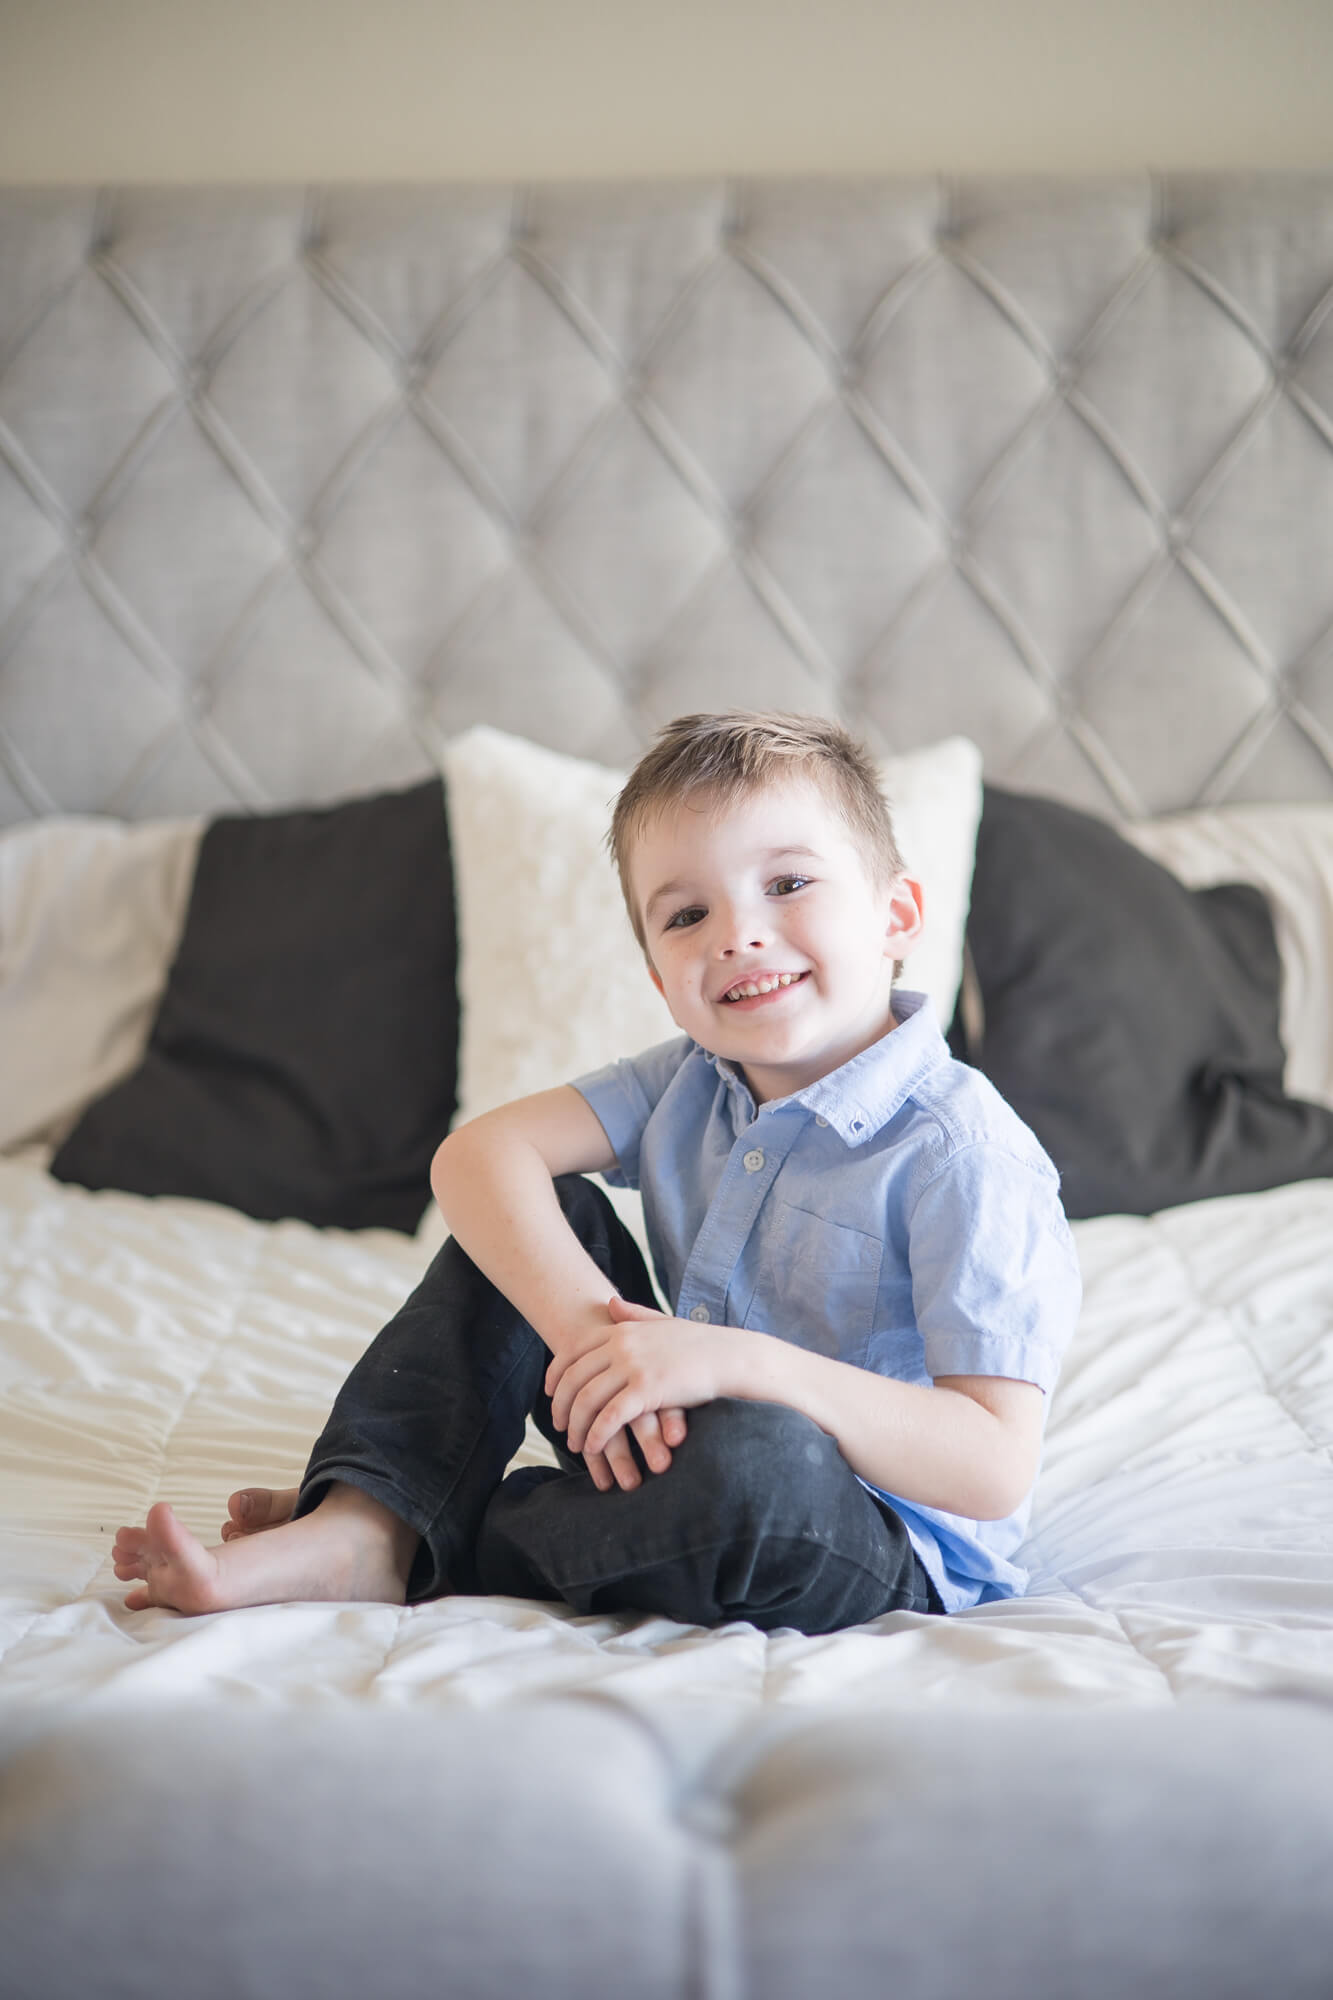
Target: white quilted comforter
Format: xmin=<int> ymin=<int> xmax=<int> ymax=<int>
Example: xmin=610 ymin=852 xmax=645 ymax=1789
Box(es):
xmin=3 ymin=1153 xmax=1331 ymax=1711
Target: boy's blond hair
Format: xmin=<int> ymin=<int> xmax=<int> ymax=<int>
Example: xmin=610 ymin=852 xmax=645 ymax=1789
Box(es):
xmin=610 ymin=711 xmax=904 ymax=949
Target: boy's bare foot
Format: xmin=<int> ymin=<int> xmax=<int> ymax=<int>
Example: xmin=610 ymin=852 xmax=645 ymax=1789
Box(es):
xmin=113 ymin=1484 xmax=418 ymax=1614
xmin=220 ymin=1484 xmax=299 ymax=1541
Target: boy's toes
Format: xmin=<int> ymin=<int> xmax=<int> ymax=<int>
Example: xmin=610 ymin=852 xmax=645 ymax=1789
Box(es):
xmin=222 ymin=1485 xmax=299 ymax=1539
xmin=112 ymin=1521 xmax=156 ymax=1587
xmin=112 ymin=1527 xmax=147 ymax=1577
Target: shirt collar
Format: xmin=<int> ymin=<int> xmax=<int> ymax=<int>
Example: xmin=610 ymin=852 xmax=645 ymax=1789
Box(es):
xmin=701 ymin=990 xmax=948 ymax=1145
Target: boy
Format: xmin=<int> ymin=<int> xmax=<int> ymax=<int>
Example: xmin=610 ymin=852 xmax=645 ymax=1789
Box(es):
xmin=114 ymin=713 xmax=1081 ymax=1632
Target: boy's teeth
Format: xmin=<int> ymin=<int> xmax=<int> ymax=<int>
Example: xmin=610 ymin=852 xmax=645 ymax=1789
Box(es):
xmin=727 ymin=973 xmax=798 ymax=1000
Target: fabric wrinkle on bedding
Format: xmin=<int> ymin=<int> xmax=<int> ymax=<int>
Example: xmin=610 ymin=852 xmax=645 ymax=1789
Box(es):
xmin=3 ymin=1153 xmax=1332 ymax=1711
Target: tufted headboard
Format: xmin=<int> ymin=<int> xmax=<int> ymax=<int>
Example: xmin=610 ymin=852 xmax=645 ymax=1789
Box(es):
xmin=2 ymin=172 xmax=1332 ymax=829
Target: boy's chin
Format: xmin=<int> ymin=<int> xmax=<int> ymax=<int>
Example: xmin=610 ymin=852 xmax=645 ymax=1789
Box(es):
xmin=709 ymin=1027 xmax=816 ymax=1079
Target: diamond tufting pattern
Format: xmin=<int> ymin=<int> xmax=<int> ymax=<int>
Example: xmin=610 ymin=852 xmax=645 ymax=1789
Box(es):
xmin=1 ymin=174 xmax=1333 ymax=825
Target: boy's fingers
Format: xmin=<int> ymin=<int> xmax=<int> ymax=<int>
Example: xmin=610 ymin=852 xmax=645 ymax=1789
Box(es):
xmin=550 ymin=1348 xmax=612 ymax=1432
xmin=583 ymin=1447 xmax=615 ymax=1491
xmin=661 ymin=1407 xmax=688 ymax=1447
xmin=598 ymin=1428 xmax=641 ymax=1491
xmin=585 ymin=1388 xmax=647 ymax=1463
xmin=607 ymin=1295 xmax=662 ymax=1322
xmin=569 ymin=1368 xmax=637 ymax=1453
xmin=544 ymin=1312 xmax=623 ymax=1396
xmin=630 ymin=1411 xmax=671 ymax=1474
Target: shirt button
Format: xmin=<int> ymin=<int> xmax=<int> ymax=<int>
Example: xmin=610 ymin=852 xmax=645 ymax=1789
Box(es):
xmin=689 ymin=1304 xmax=709 ymax=1322
xmin=743 ymin=1148 xmax=765 ymax=1173
xmin=815 ymin=1116 xmax=828 ymax=1128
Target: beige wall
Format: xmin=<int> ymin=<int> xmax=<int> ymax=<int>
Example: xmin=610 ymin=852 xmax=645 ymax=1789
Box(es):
xmin=1 ymin=0 xmax=1330 ymax=184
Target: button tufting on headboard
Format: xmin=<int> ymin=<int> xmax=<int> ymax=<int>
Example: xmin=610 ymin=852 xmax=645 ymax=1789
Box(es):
xmin=1 ymin=174 xmax=1332 ymax=824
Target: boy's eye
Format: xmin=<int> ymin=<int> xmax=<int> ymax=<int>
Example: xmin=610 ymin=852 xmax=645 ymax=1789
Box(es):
xmin=666 ymin=906 xmax=705 ymax=930
xmin=770 ymin=875 xmax=811 ymax=896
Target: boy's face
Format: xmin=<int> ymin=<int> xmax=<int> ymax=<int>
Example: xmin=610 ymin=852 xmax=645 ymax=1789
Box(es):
xmin=627 ymin=776 xmax=924 ymax=1104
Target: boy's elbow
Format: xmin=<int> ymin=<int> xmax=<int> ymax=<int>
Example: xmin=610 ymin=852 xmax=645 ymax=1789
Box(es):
xmin=430 ymin=1107 xmax=540 ymax=1210
xmin=936 ymin=1379 xmax=1044 ymax=1520
xmin=969 ymin=1473 xmax=1034 ymax=1522
xmin=969 ymin=1438 xmax=1040 ymax=1521
xmin=430 ymin=1122 xmax=481 ymax=1206
xmin=937 ymin=1420 xmax=1039 ymax=1521
xmin=430 ymin=1127 xmax=458 ymax=1186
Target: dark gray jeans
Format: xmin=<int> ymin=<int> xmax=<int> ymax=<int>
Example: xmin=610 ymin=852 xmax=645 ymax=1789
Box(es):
xmin=297 ymin=1175 xmax=942 ymax=1634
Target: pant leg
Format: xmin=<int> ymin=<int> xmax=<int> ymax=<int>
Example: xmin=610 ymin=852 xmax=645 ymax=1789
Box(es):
xmin=294 ymin=1175 xmax=660 ymax=1601
xmin=475 ymin=1396 xmax=943 ymax=1635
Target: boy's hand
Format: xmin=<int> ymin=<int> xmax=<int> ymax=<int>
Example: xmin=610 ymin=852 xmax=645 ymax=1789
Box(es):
xmin=581 ymin=1405 xmax=689 ymax=1494
xmin=547 ymin=1296 xmax=729 ymax=1479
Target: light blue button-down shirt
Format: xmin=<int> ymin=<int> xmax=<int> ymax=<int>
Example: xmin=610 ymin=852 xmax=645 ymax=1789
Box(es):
xmin=572 ymin=991 xmax=1082 ymax=1611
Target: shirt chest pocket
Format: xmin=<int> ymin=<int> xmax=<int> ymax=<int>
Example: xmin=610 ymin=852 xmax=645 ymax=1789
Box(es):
xmin=740 ymin=1201 xmax=884 ymax=1366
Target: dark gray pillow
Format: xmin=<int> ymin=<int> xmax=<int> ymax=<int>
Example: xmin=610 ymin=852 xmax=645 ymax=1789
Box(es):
xmin=52 ymin=780 xmax=457 ymax=1234
xmin=953 ymin=787 xmax=1333 ymax=1219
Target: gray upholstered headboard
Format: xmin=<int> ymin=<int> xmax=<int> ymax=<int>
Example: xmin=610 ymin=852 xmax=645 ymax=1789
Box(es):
xmin=2 ymin=172 xmax=1332 ymax=829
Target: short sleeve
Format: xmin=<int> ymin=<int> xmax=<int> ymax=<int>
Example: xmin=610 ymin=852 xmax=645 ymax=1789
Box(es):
xmin=571 ymin=1035 xmax=693 ymax=1191
xmin=907 ymin=1142 xmax=1082 ymax=1391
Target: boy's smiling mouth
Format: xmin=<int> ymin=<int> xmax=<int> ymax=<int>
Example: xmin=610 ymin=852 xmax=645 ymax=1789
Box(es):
xmin=719 ymin=970 xmax=810 ymax=1004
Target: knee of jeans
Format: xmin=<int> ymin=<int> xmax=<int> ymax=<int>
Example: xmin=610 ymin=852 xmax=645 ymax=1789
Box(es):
xmin=688 ymin=1399 xmax=844 ymax=1536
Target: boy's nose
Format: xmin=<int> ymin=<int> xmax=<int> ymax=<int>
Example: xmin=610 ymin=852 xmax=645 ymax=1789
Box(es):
xmin=716 ymin=903 xmax=770 ymax=955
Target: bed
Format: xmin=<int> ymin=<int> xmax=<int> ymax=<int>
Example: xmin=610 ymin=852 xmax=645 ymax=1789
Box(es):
xmin=3 ymin=173 xmax=1333 ymax=1997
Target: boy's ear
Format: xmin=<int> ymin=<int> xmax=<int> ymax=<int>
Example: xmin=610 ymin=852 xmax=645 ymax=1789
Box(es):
xmin=647 ymin=962 xmax=665 ymax=998
xmin=884 ymin=874 xmax=925 ymax=958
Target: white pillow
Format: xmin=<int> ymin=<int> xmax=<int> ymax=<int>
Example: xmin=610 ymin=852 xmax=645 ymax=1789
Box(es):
xmin=884 ymin=734 xmax=984 ymax=1021
xmin=1124 ymin=804 xmax=1333 ymax=1111
xmin=0 ymin=816 xmax=202 ymax=1152
xmin=441 ymin=726 xmax=982 ymax=1124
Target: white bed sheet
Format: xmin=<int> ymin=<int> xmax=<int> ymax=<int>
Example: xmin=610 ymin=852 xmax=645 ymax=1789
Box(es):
xmin=2 ymin=1155 xmax=1331 ymax=1713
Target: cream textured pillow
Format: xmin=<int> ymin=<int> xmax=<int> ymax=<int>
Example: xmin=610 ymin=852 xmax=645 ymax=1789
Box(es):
xmin=884 ymin=734 xmax=984 ymax=1024
xmin=442 ymin=727 xmax=982 ymax=1124
xmin=1124 ymin=804 xmax=1333 ymax=1110
xmin=0 ymin=816 xmax=203 ymax=1152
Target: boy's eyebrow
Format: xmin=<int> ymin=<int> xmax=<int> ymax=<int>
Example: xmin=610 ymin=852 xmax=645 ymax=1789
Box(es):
xmin=761 ymin=845 xmax=821 ymax=866
xmin=644 ymin=880 xmax=688 ymax=923
xmin=643 ymin=848 xmax=823 ymax=924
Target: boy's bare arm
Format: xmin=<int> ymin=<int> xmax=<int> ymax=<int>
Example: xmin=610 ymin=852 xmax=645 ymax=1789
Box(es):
xmin=431 ymin=1087 xmax=623 ymax=1354
xmin=430 ymin=1089 xmax=686 ymax=1492
xmin=549 ymin=1299 xmax=1044 ymax=1521
xmin=725 ymin=1336 xmax=1045 ymax=1520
